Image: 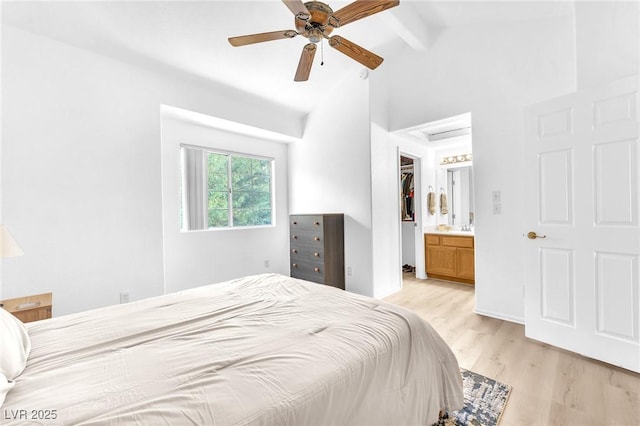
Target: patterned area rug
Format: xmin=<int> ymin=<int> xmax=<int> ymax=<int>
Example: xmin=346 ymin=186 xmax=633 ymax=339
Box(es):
xmin=434 ymin=369 xmax=512 ymax=426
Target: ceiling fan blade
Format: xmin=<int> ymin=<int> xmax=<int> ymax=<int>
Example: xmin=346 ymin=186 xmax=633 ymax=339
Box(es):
xmin=282 ymin=0 xmax=311 ymax=20
xmin=331 ymin=0 xmax=399 ymax=27
xmin=328 ymin=36 xmax=384 ymax=70
xmin=228 ymin=30 xmax=297 ymax=47
xmin=294 ymin=43 xmax=317 ymax=82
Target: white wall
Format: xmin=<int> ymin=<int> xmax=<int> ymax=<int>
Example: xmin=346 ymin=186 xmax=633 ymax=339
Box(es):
xmin=288 ymin=72 xmax=373 ymax=296
xmin=369 ymin=71 xmax=401 ymax=297
xmin=160 ymin=113 xmax=290 ymax=293
xmin=1 ymin=26 xmax=303 ymax=315
xmin=575 ymin=1 xmax=639 ymax=89
xmin=380 ymin=16 xmax=576 ymax=321
xmin=369 ymin=61 xmax=440 ymax=296
xmin=370 ymin=64 xmax=437 ymax=295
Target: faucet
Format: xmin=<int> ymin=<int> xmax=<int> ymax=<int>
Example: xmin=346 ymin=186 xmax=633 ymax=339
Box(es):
xmin=461 ymin=221 xmax=474 ymax=232
xmin=461 ymin=214 xmax=473 ymax=231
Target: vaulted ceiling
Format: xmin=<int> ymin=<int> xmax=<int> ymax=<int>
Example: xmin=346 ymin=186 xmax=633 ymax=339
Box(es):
xmin=2 ymin=1 xmax=575 ymax=115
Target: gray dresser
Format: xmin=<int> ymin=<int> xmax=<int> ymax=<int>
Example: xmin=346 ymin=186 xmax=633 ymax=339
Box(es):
xmin=289 ymin=214 xmax=345 ymax=290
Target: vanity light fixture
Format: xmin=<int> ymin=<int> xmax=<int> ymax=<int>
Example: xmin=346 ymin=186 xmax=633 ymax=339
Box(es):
xmin=440 ymin=153 xmax=472 ymax=165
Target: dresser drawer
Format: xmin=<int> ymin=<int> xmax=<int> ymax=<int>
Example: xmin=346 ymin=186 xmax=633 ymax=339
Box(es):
xmin=11 ymin=307 xmax=51 ymax=323
xmin=441 ymin=236 xmax=474 ymax=248
xmin=425 ymin=234 xmax=440 ymax=245
xmin=291 ymin=245 xmax=324 ymax=260
xmin=290 ymin=229 xmax=324 ymax=246
xmin=291 ymin=258 xmax=323 ymax=271
xmin=290 ymin=215 xmax=323 ymax=229
xmin=291 ymin=259 xmax=325 ymax=282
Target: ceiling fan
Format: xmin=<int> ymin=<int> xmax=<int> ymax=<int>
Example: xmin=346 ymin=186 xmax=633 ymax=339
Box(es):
xmin=228 ymin=0 xmax=400 ymax=81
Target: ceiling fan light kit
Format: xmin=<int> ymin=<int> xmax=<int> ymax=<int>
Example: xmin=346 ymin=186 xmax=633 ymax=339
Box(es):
xmin=228 ymin=0 xmax=400 ymax=81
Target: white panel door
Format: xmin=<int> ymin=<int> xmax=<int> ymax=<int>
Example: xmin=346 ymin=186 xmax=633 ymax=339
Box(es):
xmin=524 ymin=75 xmax=640 ymax=372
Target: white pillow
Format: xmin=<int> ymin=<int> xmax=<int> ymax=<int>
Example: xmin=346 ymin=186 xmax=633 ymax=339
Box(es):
xmin=0 ymin=373 xmax=14 ymax=407
xmin=0 ymin=307 xmax=31 ymax=380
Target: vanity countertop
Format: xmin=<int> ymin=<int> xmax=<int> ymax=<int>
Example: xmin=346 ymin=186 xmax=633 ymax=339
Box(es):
xmin=424 ymin=227 xmax=475 ymax=237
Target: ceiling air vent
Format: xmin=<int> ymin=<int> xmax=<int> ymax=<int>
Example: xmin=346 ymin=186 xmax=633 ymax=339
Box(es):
xmin=414 ymin=125 xmax=471 ymax=142
xmin=393 ymin=112 xmax=472 ymax=147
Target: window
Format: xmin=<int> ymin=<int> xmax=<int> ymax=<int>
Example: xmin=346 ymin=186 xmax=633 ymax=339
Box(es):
xmin=180 ymin=145 xmax=274 ymax=230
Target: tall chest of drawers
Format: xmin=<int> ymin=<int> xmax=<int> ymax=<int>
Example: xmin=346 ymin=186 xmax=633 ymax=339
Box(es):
xmin=289 ymin=214 xmax=345 ymax=290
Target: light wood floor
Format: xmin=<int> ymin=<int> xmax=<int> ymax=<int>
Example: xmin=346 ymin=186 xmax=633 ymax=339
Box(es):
xmin=384 ymin=273 xmax=640 ymax=426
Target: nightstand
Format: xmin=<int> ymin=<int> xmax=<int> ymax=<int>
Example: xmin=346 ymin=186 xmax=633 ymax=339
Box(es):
xmin=0 ymin=292 xmax=52 ymax=323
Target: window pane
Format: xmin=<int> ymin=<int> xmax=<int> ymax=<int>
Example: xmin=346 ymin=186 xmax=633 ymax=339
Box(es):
xmin=208 ymin=191 xmax=228 ymax=210
xmin=232 ymin=191 xmax=252 ymax=209
xmin=207 ymin=153 xmax=229 ymax=228
xmin=232 ymin=156 xmax=252 ymax=176
xmin=208 ymin=153 xmax=228 ymax=191
xmin=208 ymin=173 xmax=228 ymax=192
xmin=255 ymin=209 xmax=272 ymax=225
xmin=209 ymin=209 xmax=229 ymax=228
xmin=232 ymin=209 xmax=255 ymax=227
xmin=232 ymin=174 xmax=252 ymax=192
xmin=208 ymin=153 xmax=227 ymax=174
xmin=253 ymin=175 xmax=271 ymax=192
xmin=253 ymin=192 xmax=271 ymax=209
xmin=231 ymin=156 xmax=253 ymax=191
xmin=230 ymin=156 xmax=272 ymax=227
xmin=253 ymin=158 xmax=271 ymax=175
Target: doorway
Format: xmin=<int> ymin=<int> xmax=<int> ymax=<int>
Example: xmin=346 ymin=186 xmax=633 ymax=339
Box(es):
xmin=393 ymin=112 xmax=474 ymax=286
xmin=398 ymin=152 xmax=425 ymax=281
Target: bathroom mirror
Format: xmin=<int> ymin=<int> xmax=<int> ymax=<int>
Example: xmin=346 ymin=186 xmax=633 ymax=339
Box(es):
xmin=446 ymin=166 xmax=474 ymax=227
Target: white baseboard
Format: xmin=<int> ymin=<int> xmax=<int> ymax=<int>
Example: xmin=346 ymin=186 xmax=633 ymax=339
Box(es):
xmin=473 ymin=308 xmax=525 ymax=325
xmin=374 ymin=286 xmax=402 ymax=299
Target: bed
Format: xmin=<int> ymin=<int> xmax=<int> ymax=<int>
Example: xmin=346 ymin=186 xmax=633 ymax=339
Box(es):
xmin=1 ymin=273 xmax=463 ymax=425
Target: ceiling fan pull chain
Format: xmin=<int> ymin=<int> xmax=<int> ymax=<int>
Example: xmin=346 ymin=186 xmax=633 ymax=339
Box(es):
xmin=320 ymin=39 xmax=324 ymax=66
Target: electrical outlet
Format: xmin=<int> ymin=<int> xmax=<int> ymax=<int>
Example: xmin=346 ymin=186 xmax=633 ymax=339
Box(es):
xmin=264 ymin=259 xmax=270 ymax=268
xmin=120 ymin=292 xmax=130 ymax=304
xmin=492 ymin=190 xmax=501 ymax=203
xmin=347 ymin=266 xmax=352 ymax=276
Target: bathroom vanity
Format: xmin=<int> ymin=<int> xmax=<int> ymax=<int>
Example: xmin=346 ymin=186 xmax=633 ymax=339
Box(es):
xmin=424 ymin=231 xmax=475 ymax=285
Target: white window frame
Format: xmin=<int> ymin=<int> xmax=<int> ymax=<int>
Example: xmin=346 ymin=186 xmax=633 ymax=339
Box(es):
xmin=180 ymin=144 xmax=275 ymax=231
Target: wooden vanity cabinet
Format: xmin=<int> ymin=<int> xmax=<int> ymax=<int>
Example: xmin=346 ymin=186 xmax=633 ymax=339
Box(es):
xmin=425 ymin=234 xmax=475 ymax=285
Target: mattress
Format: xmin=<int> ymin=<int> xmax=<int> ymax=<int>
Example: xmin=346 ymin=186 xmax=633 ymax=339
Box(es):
xmin=2 ymin=273 xmax=463 ymax=425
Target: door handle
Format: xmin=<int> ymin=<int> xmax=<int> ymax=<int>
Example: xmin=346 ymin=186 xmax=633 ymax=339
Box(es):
xmin=527 ymin=231 xmax=546 ymax=239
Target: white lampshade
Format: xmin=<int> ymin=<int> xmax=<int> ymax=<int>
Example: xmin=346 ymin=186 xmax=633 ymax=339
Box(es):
xmin=0 ymin=225 xmax=24 ymax=258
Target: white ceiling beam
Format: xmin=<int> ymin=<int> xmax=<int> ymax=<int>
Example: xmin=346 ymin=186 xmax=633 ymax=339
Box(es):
xmin=382 ymin=2 xmax=429 ymax=51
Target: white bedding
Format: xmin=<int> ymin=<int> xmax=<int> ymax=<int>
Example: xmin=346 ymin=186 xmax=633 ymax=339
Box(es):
xmin=2 ymin=273 xmax=463 ymax=425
